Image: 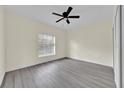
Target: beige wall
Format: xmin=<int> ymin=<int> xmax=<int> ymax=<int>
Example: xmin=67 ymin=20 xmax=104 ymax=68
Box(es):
xmin=0 ymin=6 xmax=5 ymax=86
xmin=67 ymin=20 xmax=113 ymax=67
xmin=6 ymin=11 xmax=66 ymax=71
xmin=5 ymin=10 xmax=113 ymax=72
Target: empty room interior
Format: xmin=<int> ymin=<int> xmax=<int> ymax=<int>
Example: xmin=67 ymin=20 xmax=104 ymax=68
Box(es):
xmin=0 ymin=5 xmax=122 ymax=88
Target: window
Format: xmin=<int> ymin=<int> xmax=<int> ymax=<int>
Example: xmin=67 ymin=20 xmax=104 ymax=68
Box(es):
xmin=38 ymin=33 xmax=55 ymax=57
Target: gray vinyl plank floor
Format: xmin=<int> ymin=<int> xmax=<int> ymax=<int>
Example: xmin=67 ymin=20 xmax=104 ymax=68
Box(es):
xmin=1 ymin=58 xmax=116 ymax=88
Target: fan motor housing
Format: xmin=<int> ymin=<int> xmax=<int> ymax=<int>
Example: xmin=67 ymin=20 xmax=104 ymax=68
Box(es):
xmin=63 ymin=12 xmax=68 ymax=18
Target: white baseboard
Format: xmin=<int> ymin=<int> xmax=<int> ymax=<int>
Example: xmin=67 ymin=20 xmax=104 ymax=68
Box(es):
xmin=67 ymin=57 xmax=113 ymax=68
xmin=0 ymin=72 xmax=5 ymax=87
xmin=7 ymin=56 xmax=113 ymax=72
xmin=6 ymin=57 xmax=66 ymax=72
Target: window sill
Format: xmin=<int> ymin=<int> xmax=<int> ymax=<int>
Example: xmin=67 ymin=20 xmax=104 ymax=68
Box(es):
xmin=38 ymin=53 xmax=55 ymax=58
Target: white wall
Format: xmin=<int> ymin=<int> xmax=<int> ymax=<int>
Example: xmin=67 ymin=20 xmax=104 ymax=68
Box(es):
xmin=6 ymin=11 xmax=66 ymax=71
xmin=67 ymin=20 xmax=113 ymax=67
xmin=0 ymin=6 xmax=5 ymax=86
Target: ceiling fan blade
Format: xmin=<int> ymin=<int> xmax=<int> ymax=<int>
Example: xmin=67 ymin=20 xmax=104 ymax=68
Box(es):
xmin=68 ymin=16 xmax=80 ymax=18
xmin=66 ymin=7 xmax=73 ymax=16
xmin=52 ymin=12 xmax=63 ymax=17
xmin=56 ymin=18 xmax=64 ymax=23
xmin=66 ymin=19 xmax=70 ymax=24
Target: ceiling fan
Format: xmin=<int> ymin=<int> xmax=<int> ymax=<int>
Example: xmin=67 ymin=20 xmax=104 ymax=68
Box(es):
xmin=52 ymin=7 xmax=80 ymax=24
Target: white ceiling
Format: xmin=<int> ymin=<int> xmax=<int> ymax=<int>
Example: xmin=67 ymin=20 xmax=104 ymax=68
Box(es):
xmin=6 ymin=5 xmax=114 ymax=30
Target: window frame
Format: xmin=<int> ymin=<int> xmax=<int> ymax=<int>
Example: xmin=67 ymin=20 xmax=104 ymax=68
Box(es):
xmin=38 ymin=33 xmax=56 ymax=57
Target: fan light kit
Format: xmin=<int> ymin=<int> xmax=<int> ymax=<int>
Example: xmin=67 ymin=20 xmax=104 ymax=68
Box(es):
xmin=52 ymin=7 xmax=80 ymax=24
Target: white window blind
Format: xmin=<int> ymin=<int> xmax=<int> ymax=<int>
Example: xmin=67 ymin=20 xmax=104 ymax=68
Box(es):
xmin=38 ymin=33 xmax=55 ymax=57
